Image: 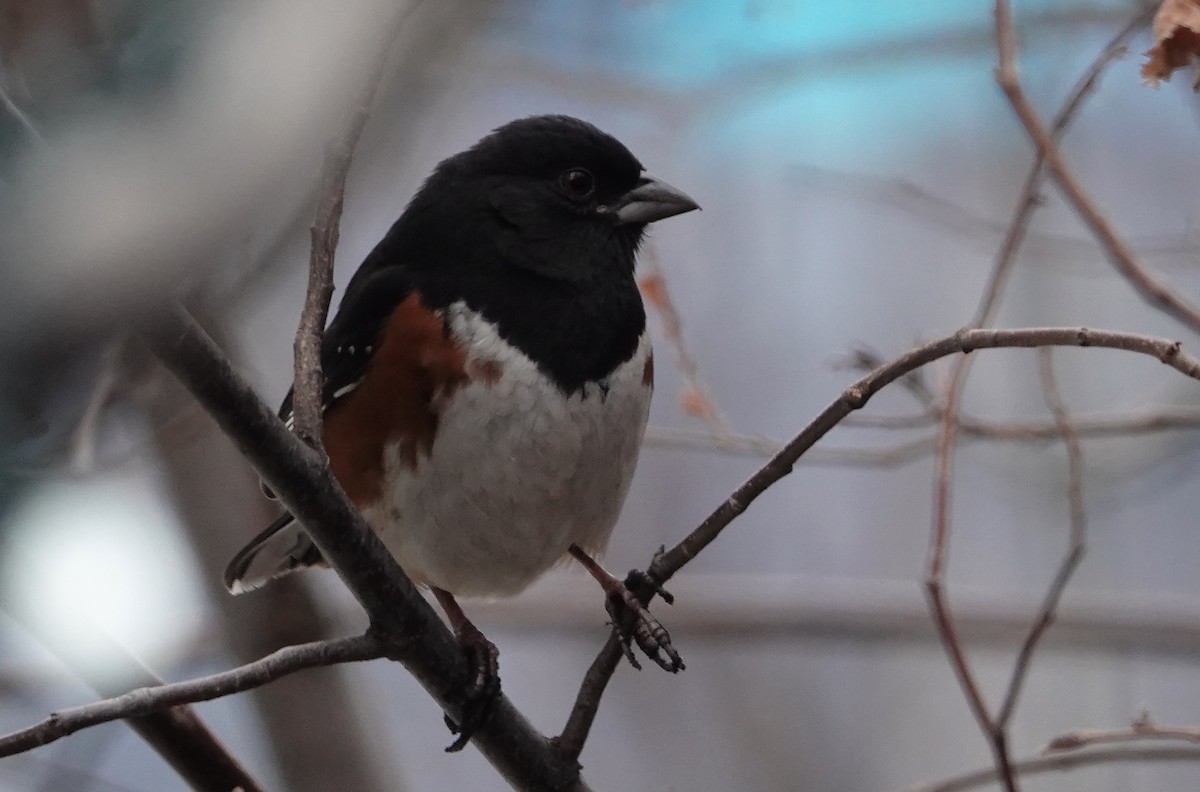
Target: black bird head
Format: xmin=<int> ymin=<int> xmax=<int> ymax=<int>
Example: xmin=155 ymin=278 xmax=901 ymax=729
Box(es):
xmin=390 ymin=115 xmax=699 ymax=287
xmin=339 ymin=115 xmax=698 ymax=391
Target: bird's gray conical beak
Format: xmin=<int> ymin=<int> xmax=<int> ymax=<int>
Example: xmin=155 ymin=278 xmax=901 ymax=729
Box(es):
xmin=611 ymin=176 xmax=700 ymax=226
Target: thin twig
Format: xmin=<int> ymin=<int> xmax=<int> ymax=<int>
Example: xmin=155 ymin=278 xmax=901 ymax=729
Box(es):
xmin=557 ymin=633 xmax=625 ymax=759
xmin=842 ymin=412 xmax=937 ymax=429
xmin=995 ymin=0 xmax=1200 ymax=334
xmin=645 ymin=427 xmax=933 ymax=465
xmin=971 ymin=8 xmax=1150 ymax=327
xmin=558 ymin=325 xmax=1200 ymax=755
xmin=850 ymin=404 xmax=1200 ymax=438
xmin=292 ymin=5 xmax=413 ymax=448
xmin=836 ymin=347 xmax=939 ymax=409
xmin=924 ymin=12 xmax=1149 ymax=790
xmin=1044 ymin=712 xmax=1200 ymax=753
xmin=0 ymin=634 xmax=384 ymax=759
xmin=994 ymin=349 xmax=1085 ymax=730
xmin=647 ymin=405 xmax=1200 ymax=462
xmin=900 ymin=746 xmax=1200 ymax=792
xmin=649 ymin=326 xmax=1200 ymax=578
xmin=927 ymin=367 xmax=1005 ymax=786
xmin=2 ymin=599 xmax=267 ymax=792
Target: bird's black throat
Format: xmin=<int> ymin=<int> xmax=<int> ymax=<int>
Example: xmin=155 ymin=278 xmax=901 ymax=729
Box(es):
xmin=415 ymin=252 xmax=647 ymax=396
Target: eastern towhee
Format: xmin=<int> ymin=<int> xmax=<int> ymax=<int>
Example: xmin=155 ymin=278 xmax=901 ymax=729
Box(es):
xmin=223 ymin=115 xmax=698 ymax=749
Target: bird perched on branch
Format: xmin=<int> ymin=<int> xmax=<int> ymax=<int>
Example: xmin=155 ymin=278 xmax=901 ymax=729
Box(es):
xmin=223 ymin=114 xmax=698 ymax=749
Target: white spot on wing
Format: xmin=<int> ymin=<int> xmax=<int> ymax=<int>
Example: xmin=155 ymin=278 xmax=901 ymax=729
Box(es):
xmin=331 ymin=379 xmax=362 ymax=400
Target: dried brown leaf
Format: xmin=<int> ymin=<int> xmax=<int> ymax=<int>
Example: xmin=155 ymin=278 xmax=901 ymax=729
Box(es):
xmin=1142 ymin=0 xmax=1200 ymax=87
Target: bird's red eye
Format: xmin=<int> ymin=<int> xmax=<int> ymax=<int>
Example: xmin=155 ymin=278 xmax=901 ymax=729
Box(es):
xmin=559 ymin=167 xmax=595 ymax=199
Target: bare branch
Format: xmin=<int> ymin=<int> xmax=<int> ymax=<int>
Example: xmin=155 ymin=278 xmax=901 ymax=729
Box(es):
xmin=924 ymin=353 xmax=1015 ymax=788
xmin=558 ymin=633 xmax=625 ymax=759
xmin=972 ymin=7 xmax=1151 ymax=327
xmin=144 ymin=306 xmax=589 ymax=791
xmin=994 ymin=349 xmax=1085 ymax=730
xmin=653 ymin=326 xmax=1200 ymax=580
xmin=836 ymin=347 xmax=939 ymax=409
xmin=852 ymin=405 xmax=1200 ymax=439
xmin=148 ymin=325 xmax=397 ymax=792
xmin=927 ymin=359 xmax=1005 ymax=786
xmin=1044 ymin=711 xmax=1200 ymax=752
xmin=923 ymin=11 xmax=1151 ymax=789
xmin=900 ymin=746 xmax=1200 ymax=792
xmin=0 ymin=614 xmax=267 ymax=791
xmin=995 ymin=0 xmax=1200 ymax=334
xmin=647 ymin=405 xmax=1200 ymax=463
xmin=292 ymin=4 xmax=415 ymax=448
xmin=0 ymin=634 xmax=383 ymax=760
xmin=561 ymin=325 xmax=1200 ymax=753
xmin=645 ymin=427 xmax=937 ymax=466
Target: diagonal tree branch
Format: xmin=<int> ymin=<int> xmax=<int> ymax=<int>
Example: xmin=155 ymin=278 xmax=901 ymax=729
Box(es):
xmin=559 ymin=325 xmax=1200 ymax=756
xmin=650 ymin=327 xmax=1200 ymax=581
xmin=0 ymin=616 xmax=269 ymax=792
xmin=147 ymin=321 xmax=399 ymax=792
xmin=0 ymin=633 xmax=382 ymax=761
xmin=143 ymin=305 xmax=588 ymax=792
xmin=970 ymin=7 xmax=1151 ymax=327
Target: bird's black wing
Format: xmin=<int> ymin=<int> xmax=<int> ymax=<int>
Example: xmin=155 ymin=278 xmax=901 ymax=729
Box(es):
xmin=277 ymin=266 xmax=415 ymax=428
xmin=256 ymin=264 xmax=414 ymax=509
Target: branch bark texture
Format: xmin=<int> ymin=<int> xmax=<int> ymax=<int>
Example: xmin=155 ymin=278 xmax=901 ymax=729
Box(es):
xmin=144 ymin=306 xmax=588 ymax=792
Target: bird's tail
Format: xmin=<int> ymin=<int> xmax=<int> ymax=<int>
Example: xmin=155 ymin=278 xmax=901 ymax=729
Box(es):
xmin=223 ymin=513 xmax=325 ymax=594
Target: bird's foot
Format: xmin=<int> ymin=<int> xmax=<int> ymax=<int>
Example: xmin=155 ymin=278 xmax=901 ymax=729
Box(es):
xmin=607 ymin=570 xmax=684 ymax=673
xmin=443 ymin=622 xmax=500 ymax=752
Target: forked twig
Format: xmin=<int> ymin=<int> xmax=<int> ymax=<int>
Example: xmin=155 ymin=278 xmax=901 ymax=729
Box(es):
xmin=925 ymin=9 xmax=1149 ymax=790
xmin=995 ymin=0 xmax=1200 ymax=334
xmin=559 ymin=324 xmax=1200 ymax=758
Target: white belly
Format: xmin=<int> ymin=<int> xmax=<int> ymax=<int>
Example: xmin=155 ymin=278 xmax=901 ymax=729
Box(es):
xmin=366 ymin=303 xmax=652 ymax=597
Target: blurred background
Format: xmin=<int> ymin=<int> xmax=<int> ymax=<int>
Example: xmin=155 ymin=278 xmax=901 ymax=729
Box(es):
xmin=3 ymin=0 xmax=1200 ymax=789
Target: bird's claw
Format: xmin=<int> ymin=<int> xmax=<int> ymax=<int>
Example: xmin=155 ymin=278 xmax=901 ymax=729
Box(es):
xmin=606 ymin=572 xmax=684 ymax=673
xmin=625 ymin=567 xmax=675 ymax=605
xmin=443 ymin=624 xmax=500 ymax=752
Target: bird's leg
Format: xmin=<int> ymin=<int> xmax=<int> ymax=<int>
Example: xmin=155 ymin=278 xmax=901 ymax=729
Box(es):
xmin=431 ymin=587 xmax=500 ymax=752
xmin=567 ymin=544 xmax=684 ymax=673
